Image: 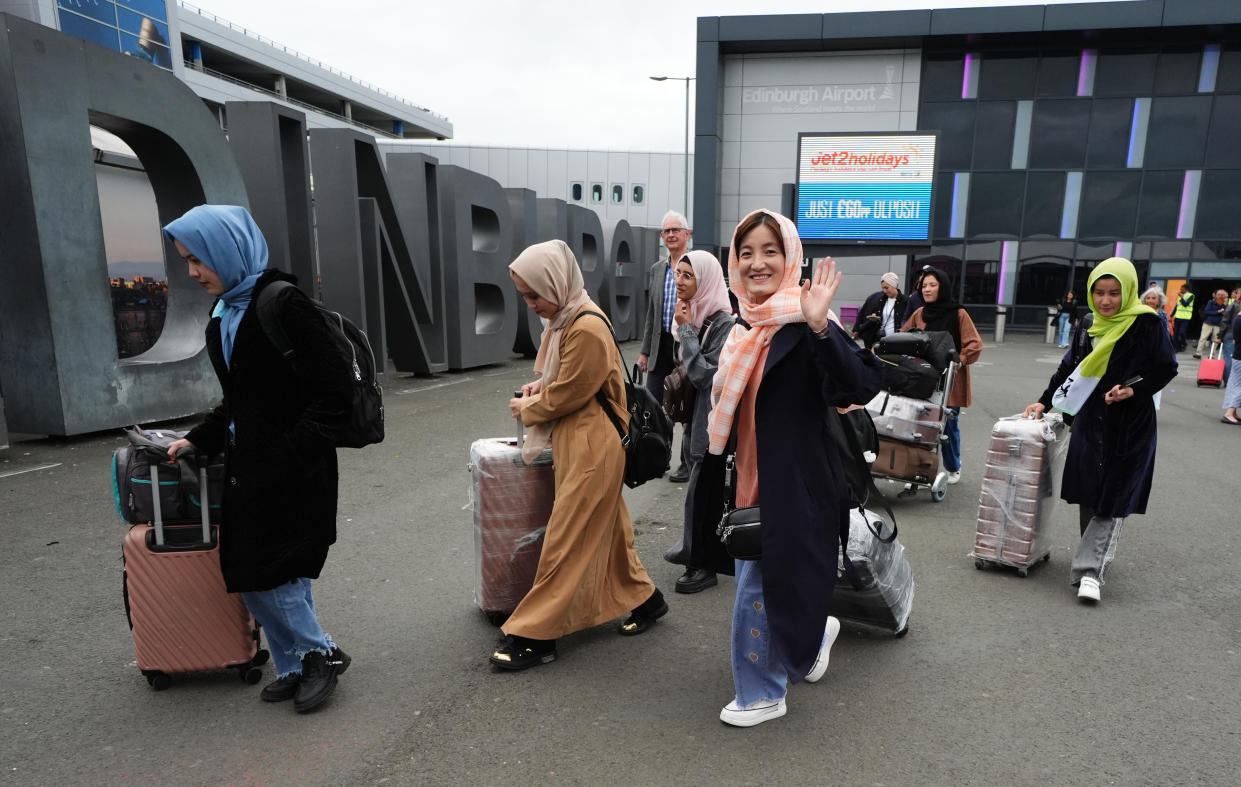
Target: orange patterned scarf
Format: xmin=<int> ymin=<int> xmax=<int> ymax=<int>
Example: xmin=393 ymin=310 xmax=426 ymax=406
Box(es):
xmin=706 ymin=210 xmax=809 ymax=455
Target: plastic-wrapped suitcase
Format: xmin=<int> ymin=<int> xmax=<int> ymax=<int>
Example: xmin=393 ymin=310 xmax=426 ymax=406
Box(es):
xmin=865 ymin=391 xmax=945 ymax=446
xmin=833 ymin=508 xmax=914 ymax=636
xmin=122 ymin=462 xmax=266 ymax=690
xmin=1197 ymin=343 xmax=1225 ymax=387
xmin=468 ymin=430 xmax=555 ymax=626
xmin=872 ymin=437 xmax=939 ymax=483
xmin=971 ymin=414 xmax=1069 ymax=576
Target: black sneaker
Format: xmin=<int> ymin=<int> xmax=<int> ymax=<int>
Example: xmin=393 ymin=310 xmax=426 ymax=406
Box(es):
xmin=260 ymin=673 xmax=300 ymax=703
xmin=674 ymin=567 xmax=717 ymax=594
xmin=329 ymin=646 xmax=351 ymax=676
xmin=293 ymin=650 xmax=340 ymax=713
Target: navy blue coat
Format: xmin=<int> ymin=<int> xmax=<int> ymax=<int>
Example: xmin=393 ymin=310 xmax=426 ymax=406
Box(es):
xmin=1038 ymin=313 xmax=1178 ymax=518
xmin=692 ymin=321 xmax=883 ymax=681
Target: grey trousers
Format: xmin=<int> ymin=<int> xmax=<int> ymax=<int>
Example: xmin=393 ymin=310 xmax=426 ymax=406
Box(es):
xmin=1070 ymin=504 xmax=1124 ymax=585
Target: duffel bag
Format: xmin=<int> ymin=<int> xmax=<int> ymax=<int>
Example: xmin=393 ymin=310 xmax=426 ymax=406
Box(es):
xmin=876 ymin=331 xmax=956 ymax=372
xmin=877 ymin=354 xmax=938 ymax=400
xmin=112 ymin=427 xmax=224 ymax=525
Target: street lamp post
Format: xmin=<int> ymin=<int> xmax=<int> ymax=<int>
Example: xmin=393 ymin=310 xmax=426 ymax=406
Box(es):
xmin=649 ymin=75 xmax=694 ymax=220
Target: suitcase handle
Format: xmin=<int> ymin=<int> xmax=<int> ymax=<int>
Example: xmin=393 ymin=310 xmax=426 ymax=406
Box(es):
xmin=150 ymin=465 xmax=165 ymax=547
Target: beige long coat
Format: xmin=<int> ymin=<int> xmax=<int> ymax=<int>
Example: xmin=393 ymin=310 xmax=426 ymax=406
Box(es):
xmin=502 ymin=306 xmax=656 ymax=640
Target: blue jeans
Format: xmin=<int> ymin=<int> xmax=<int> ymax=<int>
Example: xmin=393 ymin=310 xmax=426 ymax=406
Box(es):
xmin=1056 ymin=313 xmax=1071 ymax=346
xmin=242 ymin=578 xmax=335 ymax=678
xmin=730 ymin=559 xmax=788 ymax=706
xmin=942 ymin=408 xmax=961 ymax=472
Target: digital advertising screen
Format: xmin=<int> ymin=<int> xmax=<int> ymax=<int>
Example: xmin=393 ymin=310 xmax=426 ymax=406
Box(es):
xmin=795 ymin=132 xmax=937 ymax=245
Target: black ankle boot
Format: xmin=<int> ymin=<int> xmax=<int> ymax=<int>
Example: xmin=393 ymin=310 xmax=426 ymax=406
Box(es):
xmin=489 ymin=635 xmax=557 ymax=671
xmin=260 ymin=673 xmax=300 ymax=703
xmin=293 ymin=650 xmax=340 ymax=713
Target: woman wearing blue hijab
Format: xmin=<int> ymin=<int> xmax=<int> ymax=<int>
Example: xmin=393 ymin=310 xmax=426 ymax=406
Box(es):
xmin=163 ymin=205 xmax=354 ymax=713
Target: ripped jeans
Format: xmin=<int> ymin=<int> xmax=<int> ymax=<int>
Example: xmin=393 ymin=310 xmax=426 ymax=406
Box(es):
xmin=242 ymin=578 xmax=335 ymax=678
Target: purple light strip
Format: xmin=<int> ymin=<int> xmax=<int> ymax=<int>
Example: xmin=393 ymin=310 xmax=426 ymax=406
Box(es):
xmin=999 ymin=241 xmax=1015 ymax=304
xmin=1077 ymin=50 xmax=1096 ymax=97
xmin=962 ymin=53 xmax=974 ymax=99
xmin=1176 ymin=171 xmax=1197 ymax=238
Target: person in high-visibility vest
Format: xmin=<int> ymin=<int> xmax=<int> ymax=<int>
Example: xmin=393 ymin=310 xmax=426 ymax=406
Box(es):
xmin=1173 ymin=284 xmax=1194 ymax=352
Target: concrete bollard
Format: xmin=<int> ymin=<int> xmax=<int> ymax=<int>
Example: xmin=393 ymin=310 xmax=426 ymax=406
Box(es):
xmin=1046 ymin=306 xmax=1058 ymax=344
xmin=994 ymin=306 xmax=1007 ymax=344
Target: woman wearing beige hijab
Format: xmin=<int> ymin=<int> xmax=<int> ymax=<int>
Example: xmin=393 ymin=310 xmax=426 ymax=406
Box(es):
xmin=490 ymin=240 xmax=668 ymax=670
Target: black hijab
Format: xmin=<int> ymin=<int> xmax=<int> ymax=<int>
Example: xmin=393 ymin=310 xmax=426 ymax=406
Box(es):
xmin=918 ymin=267 xmax=963 ymax=350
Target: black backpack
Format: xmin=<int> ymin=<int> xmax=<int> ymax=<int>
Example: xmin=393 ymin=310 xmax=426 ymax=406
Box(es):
xmin=876 ymin=354 xmax=939 ymax=399
xmin=255 ymin=281 xmax=384 ymax=449
xmin=572 ymin=311 xmax=672 ymax=488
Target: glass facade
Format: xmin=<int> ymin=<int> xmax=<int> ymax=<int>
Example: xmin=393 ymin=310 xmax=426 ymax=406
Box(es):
xmin=56 ymin=1 xmax=171 ymax=69
xmin=918 ymin=37 xmax=1241 ymax=326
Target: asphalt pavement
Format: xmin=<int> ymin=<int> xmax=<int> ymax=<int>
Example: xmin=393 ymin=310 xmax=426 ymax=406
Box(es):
xmin=1 ymin=334 xmax=1237 ymax=786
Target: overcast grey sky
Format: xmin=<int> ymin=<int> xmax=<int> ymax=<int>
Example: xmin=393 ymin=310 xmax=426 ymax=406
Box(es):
xmin=188 ymin=0 xmax=1127 ymax=152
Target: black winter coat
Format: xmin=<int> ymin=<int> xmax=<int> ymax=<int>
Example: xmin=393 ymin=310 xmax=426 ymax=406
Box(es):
xmin=1038 ymin=313 xmax=1178 ymax=518
xmin=853 ymin=290 xmax=908 ymax=348
xmin=691 ymin=322 xmax=883 ymax=680
xmin=186 ymin=270 xmax=352 ymax=592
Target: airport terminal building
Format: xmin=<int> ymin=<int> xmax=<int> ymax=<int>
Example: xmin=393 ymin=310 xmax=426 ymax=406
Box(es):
xmin=693 ymin=0 xmax=1241 ymax=329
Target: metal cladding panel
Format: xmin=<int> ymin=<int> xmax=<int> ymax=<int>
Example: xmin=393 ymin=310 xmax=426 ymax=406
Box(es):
xmin=693 ymin=135 xmax=722 ymax=251
xmin=696 ymin=39 xmax=721 ymax=137
xmin=224 ymin=102 xmax=315 ymax=290
xmin=718 ymin=14 xmax=823 ymax=43
xmin=602 ymin=220 xmax=639 ymax=340
xmin=505 ymin=188 xmax=541 ymax=357
xmin=436 ymin=165 xmax=519 ymax=370
xmin=631 ymin=227 xmax=659 ymax=334
xmin=1163 ymin=0 xmax=1241 ymax=26
xmin=0 ymin=14 xmax=245 ymax=435
xmin=930 ymin=5 xmax=1046 ymax=35
xmin=698 ymin=16 xmax=720 ymax=42
xmin=566 ymin=204 xmax=606 ymax=303
xmin=1043 ymin=1 xmax=1167 ymax=30
xmin=821 ymin=10 xmax=931 ymax=39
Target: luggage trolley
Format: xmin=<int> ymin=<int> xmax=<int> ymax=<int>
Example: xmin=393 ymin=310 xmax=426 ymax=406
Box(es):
xmin=866 ymin=332 xmax=958 ymax=503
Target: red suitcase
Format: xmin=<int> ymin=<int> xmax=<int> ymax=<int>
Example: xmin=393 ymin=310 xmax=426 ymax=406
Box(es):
xmin=1197 ymin=343 xmax=1225 ymax=387
xmin=122 ymin=463 xmax=266 ymax=690
xmin=468 ymin=433 xmax=555 ymax=625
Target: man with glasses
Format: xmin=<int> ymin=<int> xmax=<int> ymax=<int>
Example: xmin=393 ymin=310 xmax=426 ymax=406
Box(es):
xmin=641 ymin=211 xmax=693 ymax=483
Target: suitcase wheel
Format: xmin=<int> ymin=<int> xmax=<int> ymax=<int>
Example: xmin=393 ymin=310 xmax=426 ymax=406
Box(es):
xmin=240 ymin=666 xmax=264 ymax=685
xmin=144 ymin=670 xmax=171 ymax=691
xmin=1017 ymin=567 xmax=1029 ymax=578
xmin=251 ymin=649 xmax=270 ymax=668
xmin=895 ymin=625 xmax=909 ymax=639
xmin=974 ymin=559 xmax=986 ymax=570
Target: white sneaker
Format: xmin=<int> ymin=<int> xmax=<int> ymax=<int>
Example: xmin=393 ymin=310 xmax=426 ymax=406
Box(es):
xmin=1077 ymin=575 xmax=1101 ymax=603
xmin=946 ymin=471 xmax=962 ymax=485
xmin=804 ymin=616 xmax=841 ymax=683
xmin=719 ymin=698 xmax=787 ymax=727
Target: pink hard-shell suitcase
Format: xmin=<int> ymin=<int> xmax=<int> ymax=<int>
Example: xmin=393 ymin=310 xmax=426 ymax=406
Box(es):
xmin=122 ymin=462 xmax=267 ymax=689
xmin=468 ymin=424 xmax=555 ymax=626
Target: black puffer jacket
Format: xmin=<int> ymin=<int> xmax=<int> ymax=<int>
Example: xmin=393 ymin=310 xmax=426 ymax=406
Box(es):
xmin=186 ymin=270 xmax=352 ymax=592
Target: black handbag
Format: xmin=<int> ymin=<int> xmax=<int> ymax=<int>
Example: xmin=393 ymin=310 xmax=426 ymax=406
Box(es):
xmin=717 ymin=505 xmax=761 ymax=560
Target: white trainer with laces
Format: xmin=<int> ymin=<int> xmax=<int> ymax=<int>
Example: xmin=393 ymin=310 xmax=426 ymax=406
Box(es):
xmin=946 ymin=470 xmax=962 ymax=485
xmin=804 ymin=616 xmax=841 ymax=683
xmin=719 ymin=698 xmax=788 ymax=727
xmin=1077 ymin=575 xmax=1101 ymax=603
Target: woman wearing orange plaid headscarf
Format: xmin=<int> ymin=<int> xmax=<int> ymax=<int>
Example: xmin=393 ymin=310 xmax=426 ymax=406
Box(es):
xmin=696 ymin=209 xmax=883 ymax=728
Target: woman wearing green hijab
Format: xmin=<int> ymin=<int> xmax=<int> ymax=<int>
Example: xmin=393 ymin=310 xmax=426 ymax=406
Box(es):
xmin=1023 ymin=258 xmax=1178 ymax=604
